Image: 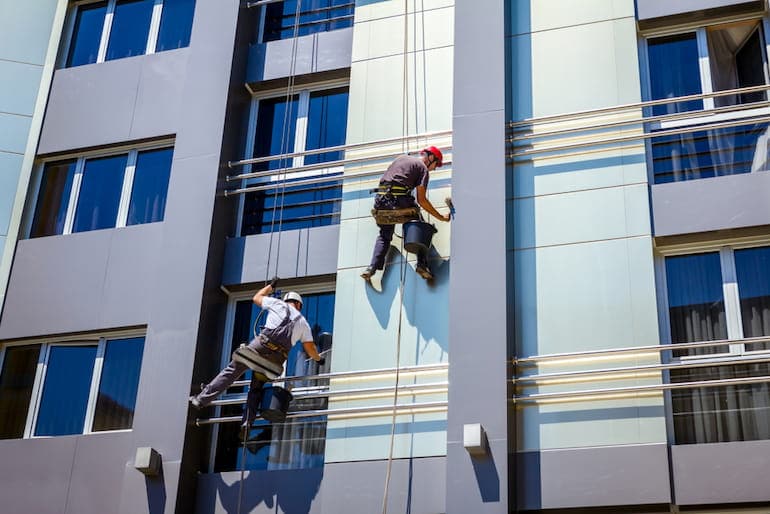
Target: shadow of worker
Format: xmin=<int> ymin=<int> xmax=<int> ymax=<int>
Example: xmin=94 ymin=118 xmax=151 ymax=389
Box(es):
xmin=215 ymin=465 xmax=323 ymax=514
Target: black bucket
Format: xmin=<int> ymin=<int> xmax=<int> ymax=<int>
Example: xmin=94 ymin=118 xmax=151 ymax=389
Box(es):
xmin=260 ymin=384 xmax=293 ymax=423
xmin=403 ymin=221 xmax=437 ymax=254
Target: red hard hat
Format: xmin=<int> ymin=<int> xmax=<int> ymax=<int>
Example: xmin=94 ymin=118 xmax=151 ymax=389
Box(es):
xmin=422 ymin=146 xmax=443 ymax=167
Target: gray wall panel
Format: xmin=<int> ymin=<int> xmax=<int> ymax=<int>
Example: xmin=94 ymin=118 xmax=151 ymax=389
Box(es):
xmin=637 ymin=0 xmax=762 ymax=20
xmin=38 ymin=50 xmax=189 ymax=155
xmin=448 ymin=0 xmax=509 ymax=512
xmin=517 ymin=444 xmax=671 ymax=510
xmin=651 ymin=173 xmax=770 ymax=237
xmin=0 ymin=436 xmax=77 ymax=514
xmin=194 ymin=457 xmax=445 ymax=514
xmin=222 ymin=225 xmax=340 ymax=286
xmin=672 ymin=440 xmax=770 ymax=505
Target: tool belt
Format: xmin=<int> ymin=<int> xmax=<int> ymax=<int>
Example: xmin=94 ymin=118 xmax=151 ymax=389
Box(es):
xmin=370 ymin=181 xmax=412 ymax=197
xmin=259 ymin=334 xmax=289 ymax=360
xmin=371 ymin=207 xmax=421 ymax=225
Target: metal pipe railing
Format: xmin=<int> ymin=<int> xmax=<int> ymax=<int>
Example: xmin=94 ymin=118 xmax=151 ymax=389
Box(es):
xmin=230 ymin=362 xmax=448 ymax=387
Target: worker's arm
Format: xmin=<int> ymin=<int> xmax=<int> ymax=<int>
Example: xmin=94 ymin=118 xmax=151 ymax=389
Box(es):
xmin=416 ymin=185 xmax=450 ymax=222
xmin=252 ymin=283 xmax=273 ymax=308
xmin=302 ymin=341 xmax=323 ymax=363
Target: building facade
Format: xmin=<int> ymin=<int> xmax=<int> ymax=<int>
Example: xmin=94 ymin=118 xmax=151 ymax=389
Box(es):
xmin=0 ymin=0 xmax=769 ymax=513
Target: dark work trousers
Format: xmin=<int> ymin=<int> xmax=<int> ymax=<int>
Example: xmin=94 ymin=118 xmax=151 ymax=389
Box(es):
xmin=194 ymin=337 xmax=283 ymax=424
xmin=369 ymin=194 xmax=428 ymax=270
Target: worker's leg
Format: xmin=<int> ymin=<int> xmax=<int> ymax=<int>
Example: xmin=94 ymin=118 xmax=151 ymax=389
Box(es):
xmin=194 ymin=359 xmax=249 ymax=407
xmin=369 ymin=223 xmax=395 ymax=270
xmin=243 ymin=376 xmax=266 ymax=424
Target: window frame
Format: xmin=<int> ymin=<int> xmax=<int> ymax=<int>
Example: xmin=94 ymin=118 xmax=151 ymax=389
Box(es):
xmin=255 ymin=1 xmax=355 ymax=44
xmin=0 ymin=329 xmax=145 ymax=439
xmin=236 ymin=80 xmax=348 ymax=237
xmin=60 ymin=0 xmax=180 ymax=68
xmin=208 ymin=281 xmax=335 ymax=472
xmin=26 ymin=140 xmax=174 ymax=238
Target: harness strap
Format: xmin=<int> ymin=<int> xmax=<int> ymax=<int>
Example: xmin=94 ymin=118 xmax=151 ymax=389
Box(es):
xmin=369 ymin=183 xmax=412 ymax=196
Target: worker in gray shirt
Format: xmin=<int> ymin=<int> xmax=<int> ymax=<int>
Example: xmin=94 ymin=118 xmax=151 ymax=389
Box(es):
xmin=362 ymin=146 xmax=450 ymax=281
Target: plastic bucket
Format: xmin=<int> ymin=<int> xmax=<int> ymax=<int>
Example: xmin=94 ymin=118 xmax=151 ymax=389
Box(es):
xmin=403 ymin=221 xmax=437 ymax=254
xmin=260 ymin=384 xmax=293 ymax=423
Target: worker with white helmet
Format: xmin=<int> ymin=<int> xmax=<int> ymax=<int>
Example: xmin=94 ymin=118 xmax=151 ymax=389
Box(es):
xmin=190 ymin=280 xmax=322 ymax=432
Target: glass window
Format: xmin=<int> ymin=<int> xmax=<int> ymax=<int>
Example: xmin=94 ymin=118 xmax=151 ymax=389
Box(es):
xmin=0 ymin=346 xmax=41 ymax=440
xmin=156 ymin=0 xmax=196 ymax=51
xmin=735 ymin=246 xmax=770 ymax=351
xmin=67 ymin=1 xmax=108 ymax=67
xmin=648 ymin=33 xmax=703 ymax=116
xmin=305 ymin=87 xmax=349 ymax=165
xmin=93 ymin=337 xmax=145 ymax=431
xmin=127 ymin=148 xmax=173 ymax=225
xmin=665 ymin=252 xmax=729 ymax=355
xmin=708 ymin=22 xmax=767 ymax=107
xmin=215 ymin=292 xmax=335 ymax=472
xmin=263 ymin=0 xmax=354 ymax=42
xmin=253 ymin=95 xmax=299 ymax=172
xmin=30 ymin=160 xmax=77 ymax=238
xmin=73 ymin=154 xmax=127 ymax=233
xmin=35 ymin=346 xmax=98 ymax=437
xmin=106 ymin=0 xmax=155 ymax=61
xmin=671 ymin=362 xmax=770 ymax=444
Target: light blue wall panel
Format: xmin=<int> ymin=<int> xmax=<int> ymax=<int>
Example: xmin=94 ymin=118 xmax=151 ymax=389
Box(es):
xmin=0 ymin=0 xmax=59 ymax=65
xmin=0 ymin=113 xmax=33 ymax=154
xmin=0 ymin=60 xmax=44 ymax=116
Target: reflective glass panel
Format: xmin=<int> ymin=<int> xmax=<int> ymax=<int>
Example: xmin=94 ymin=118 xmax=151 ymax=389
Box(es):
xmin=73 ymin=154 xmax=127 ymax=233
xmin=215 ymin=292 xmax=335 ymax=472
xmin=156 ymin=0 xmax=196 ymax=51
xmin=735 ymin=246 xmax=770 ymax=351
xmin=665 ymin=253 xmax=729 ymax=356
xmin=0 ymin=345 xmax=40 ymax=439
xmin=252 ymin=95 xmax=298 ymax=172
xmin=648 ymin=34 xmax=703 ymax=116
xmin=67 ymin=1 xmax=108 ymax=67
xmin=127 ymin=148 xmax=173 ymax=225
xmin=35 ymin=346 xmax=97 ymax=436
xmin=305 ymin=87 xmax=349 ymax=165
xmin=263 ymin=0 xmax=353 ymax=42
xmin=106 ymin=0 xmax=154 ymax=61
xmin=30 ymin=160 xmax=77 ymax=238
xmin=93 ymin=337 xmax=145 ymax=431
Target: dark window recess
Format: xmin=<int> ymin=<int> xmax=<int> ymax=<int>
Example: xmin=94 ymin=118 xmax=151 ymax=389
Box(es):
xmin=30 ymin=160 xmax=77 ymax=238
xmin=671 ymin=362 xmax=770 ymax=444
xmin=127 ymin=148 xmax=173 ymax=225
xmin=93 ymin=337 xmax=145 ymax=431
xmin=215 ymin=292 xmax=335 ymax=472
xmin=263 ymin=0 xmax=354 ymax=42
xmin=156 ymin=0 xmax=196 ymax=51
xmin=73 ymin=154 xmax=127 ymax=233
xmin=241 ymin=176 xmax=342 ymax=235
xmin=708 ymin=23 xmax=767 ymax=107
xmin=106 ymin=0 xmax=155 ymax=61
xmin=0 ymin=346 xmax=41 ymax=439
xmin=66 ymin=1 xmax=108 ymax=67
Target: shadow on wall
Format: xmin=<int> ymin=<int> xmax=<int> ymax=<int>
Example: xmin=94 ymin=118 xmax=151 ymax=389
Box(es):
xmin=145 ymin=463 xmax=167 ymax=514
xmin=203 ymin=467 xmax=323 ymax=514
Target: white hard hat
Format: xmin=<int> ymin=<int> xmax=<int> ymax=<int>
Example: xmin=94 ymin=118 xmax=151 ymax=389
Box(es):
xmin=282 ymin=291 xmax=303 ymax=306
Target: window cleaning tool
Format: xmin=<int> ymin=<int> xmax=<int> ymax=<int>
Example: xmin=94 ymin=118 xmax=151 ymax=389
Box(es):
xmin=445 ymin=197 xmax=455 ymax=219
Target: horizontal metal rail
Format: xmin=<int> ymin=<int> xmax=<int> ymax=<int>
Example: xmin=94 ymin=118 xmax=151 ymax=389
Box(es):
xmin=514 ymin=336 xmax=770 ymax=365
xmin=508 ymin=84 xmax=770 ymax=128
xmin=508 ymin=113 xmax=770 ymax=159
xmin=274 ymin=3 xmax=353 ymax=18
xmin=516 ymin=355 xmax=770 ymax=385
xmin=231 ymin=362 xmax=448 ymax=386
xmin=286 ymin=13 xmax=353 ymax=30
xmin=228 ymin=129 xmax=452 ymax=169
xmin=196 ymin=400 xmax=448 ymax=425
xmin=515 ymin=375 xmax=770 ymax=404
xmin=210 ymin=381 xmax=449 ymax=406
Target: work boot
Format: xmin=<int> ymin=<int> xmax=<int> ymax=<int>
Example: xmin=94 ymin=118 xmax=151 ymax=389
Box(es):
xmin=360 ymin=267 xmax=375 ymax=281
xmin=189 ymin=396 xmax=202 ymax=409
xmin=415 ymin=265 xmax=433 ymax=281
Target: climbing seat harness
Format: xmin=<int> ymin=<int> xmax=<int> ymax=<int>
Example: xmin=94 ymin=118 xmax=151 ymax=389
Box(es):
xmin=232 ymin=304 xmax=296 ymax=381
xmin=370 ymin=207 xmax=421 ymax=225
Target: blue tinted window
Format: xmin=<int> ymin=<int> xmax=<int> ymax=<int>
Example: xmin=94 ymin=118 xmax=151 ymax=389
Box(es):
xmin=73 ymin=154 xmax=127 ymax=233
xmin=127 ymin=148 xmax=173 ymax=225
xmin=93 ymin=338 xmax=145 ymax=431
xmin=735 ymin=247 xmax=770 ymax=342
xmin=253 ymin=96 xmax=298 ymax=172
xmin=263 ymin=0 xmax=353 ymax=42
xmin=35 ymin=346 xmax=97 ymax=436
xmin=67 ymin=2 xmax=108 ymax=67
xmin=30 ymin=160 xmax=77 ymax=238
xmin=156 ymin=0 xmax=196 ymax=51
xmin=106 ymin=0 xmax=154 ymax=61
xmin=0 ymin=345 xmax=41 ymax=439
xmin=305 ymin=88 xmax=348 ymax=165
xmin=665 ymin=253 xmax=728 ymax=355
xmin=648 ymin=34 xmax=703 ymax=116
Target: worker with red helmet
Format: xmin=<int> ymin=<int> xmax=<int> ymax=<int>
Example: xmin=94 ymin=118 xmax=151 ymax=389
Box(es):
xmin=362 ymin=146 xmax=450 ymax=282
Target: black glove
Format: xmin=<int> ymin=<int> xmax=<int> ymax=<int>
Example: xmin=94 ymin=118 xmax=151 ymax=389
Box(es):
xmin=268 ymin=276 xmax=279 ymax=289
xmin=316 ymin=357 xmax=326 ymax=367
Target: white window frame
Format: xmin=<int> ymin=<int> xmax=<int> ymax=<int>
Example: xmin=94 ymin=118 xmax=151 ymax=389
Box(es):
xmin=0 ymin=330 xmax=146 ymax=439
xmin=27 ymin=140 xmax=174 ymax=238
xmin=60 ymin=0 xmax=170 ymax=68
xmin=236 ymin=80 xmax=349 ymax=236
xmin=655 ymin=238 xmax=770 ymax=364
xmin=642 ymin=15 xmax=770 ymax=131
xmin=208 ymin=282 xmax=335 ymax=472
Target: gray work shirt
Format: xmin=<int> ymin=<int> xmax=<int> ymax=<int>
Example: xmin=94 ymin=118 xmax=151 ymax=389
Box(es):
xmin=380 ymin=155 xmax=429 ymax=190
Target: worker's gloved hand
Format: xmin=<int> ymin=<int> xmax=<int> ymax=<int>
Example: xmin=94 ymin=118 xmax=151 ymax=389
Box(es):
xmin=268 ymin=276 xmax=279 ymax=289
xmin=316 ymin=357 xmax=326 ymax=367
